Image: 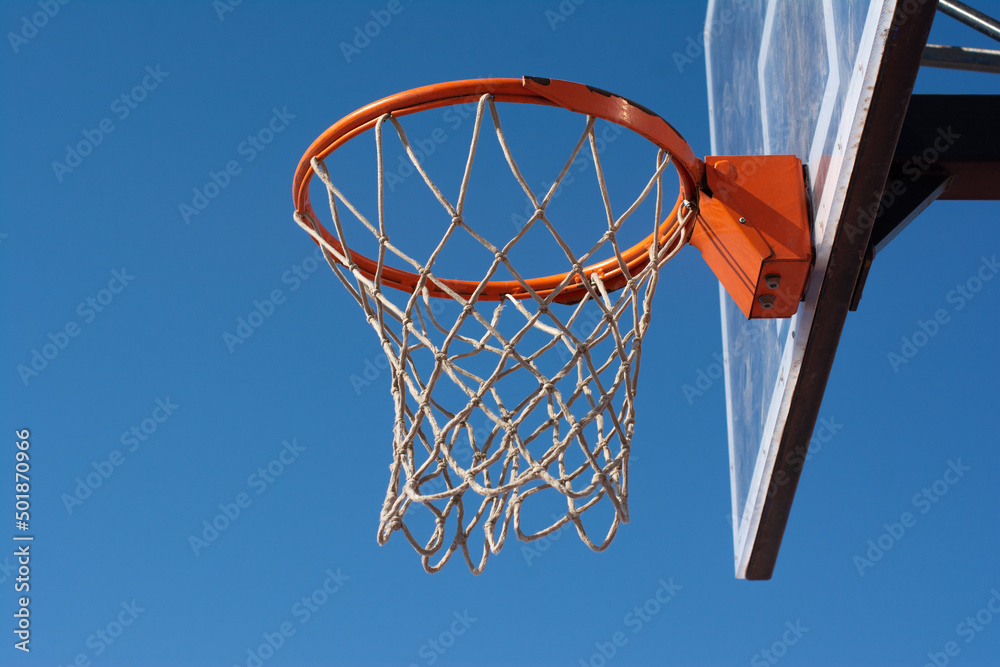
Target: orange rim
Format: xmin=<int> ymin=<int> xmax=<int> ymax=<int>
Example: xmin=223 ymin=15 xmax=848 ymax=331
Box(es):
xmin=293 ymin=76 xmax=703 ymax=303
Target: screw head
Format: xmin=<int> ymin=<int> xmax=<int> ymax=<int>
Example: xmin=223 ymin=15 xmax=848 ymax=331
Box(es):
xmin=765 ymin=274 xmax=781 ymax=289
xmin=738 ymin=217 xmax=747 ymax=224
xmin=715 ymin=159 xmax=738 ymax=180
xmin=758 ymin=294 xmax=775 ymax=310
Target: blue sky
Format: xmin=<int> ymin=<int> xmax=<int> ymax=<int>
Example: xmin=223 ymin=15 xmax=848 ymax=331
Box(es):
xmin=1 ymin=1 xmax=998 ymax=665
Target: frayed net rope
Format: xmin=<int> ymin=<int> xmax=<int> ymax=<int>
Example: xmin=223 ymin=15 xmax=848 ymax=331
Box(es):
xmin=294 ymin=93 xmax=692 ymax=573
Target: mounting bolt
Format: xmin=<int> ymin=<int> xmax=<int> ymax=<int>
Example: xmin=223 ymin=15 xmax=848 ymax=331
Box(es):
xmin=765 ymin=274 xmax=781 ymax=289
xmin=738 ymin=217 xmax=747 ymax=224
xmin=758 ymin=295 xmax=775 ymax=310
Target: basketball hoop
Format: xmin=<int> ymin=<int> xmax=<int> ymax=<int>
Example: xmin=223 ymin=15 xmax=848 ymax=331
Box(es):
xmin=292 ymin=76 xmax=811 ymax=573
xmin=293 ymin=77 xmax=703 ymax=304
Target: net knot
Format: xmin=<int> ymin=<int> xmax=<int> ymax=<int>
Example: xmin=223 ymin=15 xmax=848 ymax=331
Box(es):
xmin=377 ymin=234 xmax=389 ymax=245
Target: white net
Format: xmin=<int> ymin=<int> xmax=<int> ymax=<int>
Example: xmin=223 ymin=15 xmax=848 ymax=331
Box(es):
xmin=294 ymin=94 xmax=693 ymax=573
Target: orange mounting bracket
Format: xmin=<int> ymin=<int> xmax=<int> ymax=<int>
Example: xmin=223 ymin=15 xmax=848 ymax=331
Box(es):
xmin=690 ymin=155 xmax=812 ymax=319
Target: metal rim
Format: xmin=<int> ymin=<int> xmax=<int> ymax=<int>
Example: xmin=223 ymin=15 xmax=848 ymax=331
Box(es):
xmin=292 ymin=76 xmax=703 ymax=302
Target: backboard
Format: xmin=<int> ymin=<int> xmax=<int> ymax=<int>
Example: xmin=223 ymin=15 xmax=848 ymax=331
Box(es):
xmin=706 ymin=0 xmax=937 ymax=579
